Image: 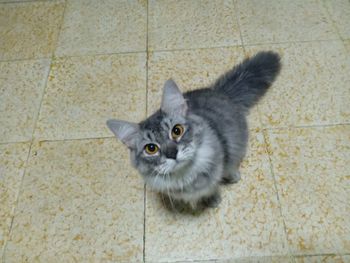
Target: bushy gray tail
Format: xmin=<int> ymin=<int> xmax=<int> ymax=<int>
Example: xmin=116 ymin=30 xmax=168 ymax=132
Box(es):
xmin=213 ymin=51 xmax=281 ymax=110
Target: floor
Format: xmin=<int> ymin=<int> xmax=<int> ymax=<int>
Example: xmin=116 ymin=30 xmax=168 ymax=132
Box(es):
xmin=0 ymin=0 xmax=349 ymax=262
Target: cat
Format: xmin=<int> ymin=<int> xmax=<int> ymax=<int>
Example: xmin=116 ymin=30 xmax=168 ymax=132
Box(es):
xmin=107 ymin=51 xmax=281 ymax=210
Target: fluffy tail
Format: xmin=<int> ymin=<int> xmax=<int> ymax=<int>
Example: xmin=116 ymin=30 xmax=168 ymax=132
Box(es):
xmin=213 ymin=51 xmax=281 ymax=110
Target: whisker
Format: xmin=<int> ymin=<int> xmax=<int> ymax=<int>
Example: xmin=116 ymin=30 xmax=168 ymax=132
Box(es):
xmin=165 ymin=174 xmax=175 ymax=211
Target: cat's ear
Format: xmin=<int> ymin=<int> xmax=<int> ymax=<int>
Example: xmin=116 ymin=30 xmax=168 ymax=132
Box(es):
xmin=106 ymin=119 xmax=139 ymax=148
xmin=161 ymin=79 xmax=187 ymax=116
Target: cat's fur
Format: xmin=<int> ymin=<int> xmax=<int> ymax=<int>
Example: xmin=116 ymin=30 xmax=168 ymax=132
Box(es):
xmin=107 ymin=51 xmax=281 ymax=209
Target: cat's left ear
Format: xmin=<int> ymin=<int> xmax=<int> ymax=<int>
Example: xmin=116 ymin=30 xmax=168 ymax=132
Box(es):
xmin=161 ymin=79 xmax=187 ymax=116
xmin=106 ymin=119 xmax=139 ymax=149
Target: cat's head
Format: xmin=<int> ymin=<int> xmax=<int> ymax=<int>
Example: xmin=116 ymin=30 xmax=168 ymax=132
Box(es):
xmin=107 ymin=79 xmax=199 ymax=190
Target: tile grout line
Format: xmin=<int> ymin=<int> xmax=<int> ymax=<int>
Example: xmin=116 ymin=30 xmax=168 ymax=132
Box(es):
xmin=0 ymin=0 xmax=68 ymax=63
xmin=31 ymin=0 xmax=67 ymax=137
xmin=143 ymin=185 xmax=147 ymax=263
xmin=0 ymin=50 xmax=147 ymax=63
xmin=0 ymin=56 xmax=53 ymax=63
xmin=320 ymin=0 xmax=345 ymax=41
xmin=23 ymin=0 xmax=67 ymax=143
xmin=1 ymin=122 xmax=349 ymax=146
xmin=293 ymin=252 xmax=350 ymax=258
xmin=2 ymin=135 xmax=34 ymax=262
xmin=32 ymin=135 xmax=115 ymax=143
xmin=0 ymin=0 xmax=54 ymax=4
xmin=22 ymin=0 xmax=67 ymax=144
xmin=0 ymin=38 xmax=344 ymax=64
xmin=232 ymin=0 xmax=245 ymax=53
xmin=145 ymin=38 xmax=341 ymax=53
xmin=260 ymin=122 xmax=350 ymax=131
xmin=1 ymin=55 xmax=52 ymax=261
xmin=2 ymin=54 xmax=52 ymax=260
xmin=51 ymin=0 xmax=68 ymax=58
xmin=149 ymin=252 xmax=350 ymax=263
xmin=234 ymin=0 xmax=274 ymax=155
xmin=0 ymin=140 xmax=32 ymax=146
xmin=242 ymin=37 xmax=342 ymax=47
xmin=143 ymin=0 xmax=149 ymax=262
xmin=2 ymin=2 xmax=68 ymax=260
xmin=261 ymin=129 xmax=295 ymax=262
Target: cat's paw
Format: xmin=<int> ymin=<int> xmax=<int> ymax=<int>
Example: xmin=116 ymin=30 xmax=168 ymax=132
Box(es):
xmin=201 ymin=192 xmax=222 ymax=208
xmin=221 ymin=170 xmax=241 ymax=185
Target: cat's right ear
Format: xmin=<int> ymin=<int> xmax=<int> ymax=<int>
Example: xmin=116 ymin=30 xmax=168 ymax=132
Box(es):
xmin=106 ymin=119 xmax=139 ymax=149
xmin=161 ymin=79 xmax=187 ymax=116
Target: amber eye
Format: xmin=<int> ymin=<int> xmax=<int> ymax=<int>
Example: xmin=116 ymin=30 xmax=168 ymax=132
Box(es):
xmin=171 ymin=124 xmax=184 ymax=139
xmin=144 ymin=144 xmax=159 ymax=155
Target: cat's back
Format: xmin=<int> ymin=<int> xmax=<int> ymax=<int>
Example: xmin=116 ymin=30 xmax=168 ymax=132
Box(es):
xmin=184 ymin=86 xmax=246 ymax=135
xmin=184 ymin=87 xmax=237 ymax=115
xmin=184 ymin=87 xmax=248 ymax=164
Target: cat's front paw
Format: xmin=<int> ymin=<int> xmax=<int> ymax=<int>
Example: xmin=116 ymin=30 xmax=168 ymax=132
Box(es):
xmin=221 ymin=170 xmax=241 ymax=185
xmin=201 ymin=192 xmax=222 ymax=208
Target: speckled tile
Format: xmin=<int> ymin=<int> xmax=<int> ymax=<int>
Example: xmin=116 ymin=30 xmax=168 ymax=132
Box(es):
xmin=294 ymin=254 xmax=347 ymax=263
xmin=147 ymin=47 xmax=261 ymax=129
xmin=266 ymin=126 xmax=350 ymax=255
xmin=0 ymin=143 xmax=30 ymax=258
xmin=35 ymin=53 xmax=146 ymax=140
xmin=0 ymin=1 xmax=65 ymax=60
xmin=324 ymin=0 xmax=350 ymax=40
xmin=0 ymin=59 xmax=50 ymax=143
xmin=236 ymin=0 xmax=337 ymax=45
xmin=151 ymin=256 xmax=294 ymax=263
xmin=246 ymin=41 xmax=350 ymax=128
xmin=203 ymin=256 xmax=294 ymax=263
xmin=145 ymin=132 xmax=288 ymax=262
xmin=55 ymin=0 xmax=146 ymax=57
xmin=341 ymin=255 xmax=350 ymax=262
xmin=148 ymin=0 xmax=241 ymax=51
xmin=344 ymin=40 xmax=350 ymax=54
xmin=0 ymin=0 xmax=32 ymax=2
xmin=4 ymin=138 xmax=144 ymax=262
xmin=223 ymin=256 xmax=294 ymax=263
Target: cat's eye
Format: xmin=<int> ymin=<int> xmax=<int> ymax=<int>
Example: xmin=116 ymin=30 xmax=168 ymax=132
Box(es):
xmin=144 ymin=144 xmax=159 ymax=155
xmin=171 ymin=124 xmax=184 ymax=140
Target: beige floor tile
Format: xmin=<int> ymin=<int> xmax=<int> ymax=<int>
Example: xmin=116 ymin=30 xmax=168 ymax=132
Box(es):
xmin=147 ymin=47 xmax=261 ymax=129
xmin=55 ymin=0 xmax=146 ymax=57
xmin=237 ymin=0 xmax=337 ymax=45
xmin=266 ymin=126 xmax=350 ymax=255
xmin=294 ymin=254 xmax=346 ymax=263
xmin=246 ymin=41 xmax=350 ymax=128
xmin=341 ymin=255 xmax=350 ymax=262
xmin=0 ymin=0 xmax=32 ymax=2
xmin=148 ymin=0 xmax=241 ymax=51
xmin=344 ymin=40 xmax=350 ymax=53
xmin=0 ymin=59 xmax=50 ymax=143
xmin=0 ymin=143 xmax=30 ymax=257
xmin=4 ymin=139 xmax=144 ymax=262
xmin=145 ymin=132 xmax=288 ymax=262
xmin=223 ymin=256 xmax=294 ymax=263
xmin=35 ymin=53 xmax=146 ymax=140
xmin=324 ymin=0 xmax=350 ymax=39
xmin=0 ymin=1 xmax=65 ymax=60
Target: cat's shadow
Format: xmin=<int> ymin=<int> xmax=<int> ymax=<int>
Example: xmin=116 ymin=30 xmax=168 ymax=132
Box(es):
xmin=157 ymin=194 xmax=210 ymax=216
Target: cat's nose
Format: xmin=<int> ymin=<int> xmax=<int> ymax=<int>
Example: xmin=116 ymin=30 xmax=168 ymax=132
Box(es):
xmin=165 ymin=143 xmax=178 ymax=159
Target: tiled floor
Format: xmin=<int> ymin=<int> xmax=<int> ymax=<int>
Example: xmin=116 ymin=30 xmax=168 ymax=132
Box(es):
xmin=0 ymin=0 xmax=349 ymax=262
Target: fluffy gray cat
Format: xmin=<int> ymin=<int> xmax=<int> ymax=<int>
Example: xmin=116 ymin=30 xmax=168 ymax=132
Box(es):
xmin=107 ymin=51 xmax=281 ymax=209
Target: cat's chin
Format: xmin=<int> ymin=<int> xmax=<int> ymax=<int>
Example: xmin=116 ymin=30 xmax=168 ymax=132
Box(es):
xmin=162 ymin=158 xmax=192 ymax=174
xmin=172 ymin=158 xmax=193 ymax=173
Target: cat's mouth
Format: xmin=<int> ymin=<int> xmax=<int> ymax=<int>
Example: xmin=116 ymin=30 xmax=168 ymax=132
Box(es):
xmin=165 ymin=158 xmax=192 ymax=173
xmin=156 ymin=146 xmax=195 ymax=175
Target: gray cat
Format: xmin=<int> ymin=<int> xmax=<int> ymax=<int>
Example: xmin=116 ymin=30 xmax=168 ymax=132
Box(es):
xmin=107 ymin=51 xmax=281 ymax=209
